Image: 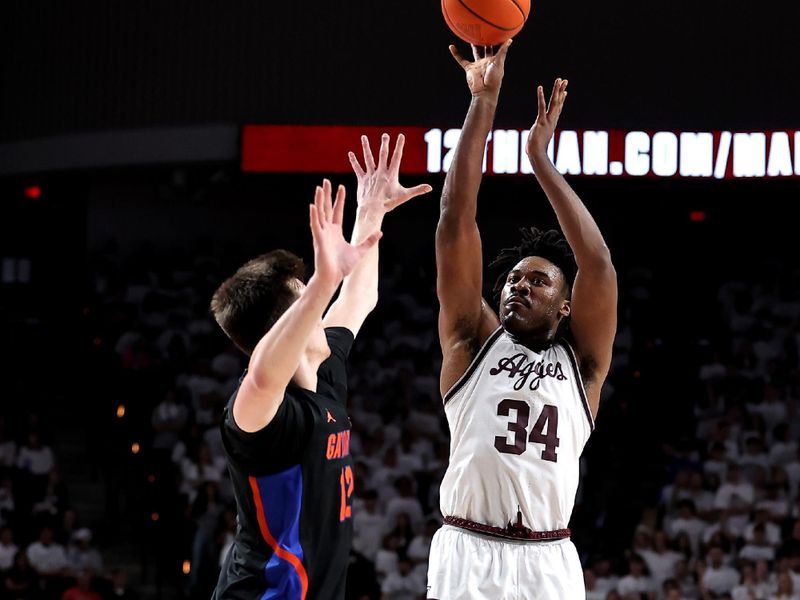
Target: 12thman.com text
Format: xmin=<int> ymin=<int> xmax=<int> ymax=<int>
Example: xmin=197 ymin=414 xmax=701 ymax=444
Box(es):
xmin=423 ymin=129 xmax=800 ymax=179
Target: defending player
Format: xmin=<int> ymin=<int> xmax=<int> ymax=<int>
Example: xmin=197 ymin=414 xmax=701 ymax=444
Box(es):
xmin=210 ymin=135 xmax=431 ymax=600
xmin=428 ymin=41 xmax=617 ymax=599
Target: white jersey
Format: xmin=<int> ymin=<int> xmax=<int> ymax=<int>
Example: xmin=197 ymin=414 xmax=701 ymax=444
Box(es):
xmin=440 ymin=327 xmax=594 ymax=532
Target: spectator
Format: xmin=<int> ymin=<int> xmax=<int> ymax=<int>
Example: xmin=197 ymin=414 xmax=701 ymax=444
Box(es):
xmin=668 ymin=499 xmax=705 ymax=555
xmin=616 ymin=554 xmax=656 ymax=599
xmin=0 ymin=527 xmax=18 ymax=571
xmin=0 ymin=478 xmax=14 ymax=527
xmin=585 ymin=568 xmax=605 ymax=600
xmin=62 ymin=570 xmax=102 ymax=600
xmin=16 ymin=433 xmax=55 ymax=477
xmin=380 ymin=556 xmax=425 ymax=600
xmin=699 ymin=546 xmax=739 ymax=597
xmin=151 ymin=390 xmax=189 ymax=451
xmin=32 ymin=468 xmax=69 ymax=518
xmin=714 ymin=465 xmax=755 ymax=536
xmin=4 ymin=551 xmax=38 ymax=600
xmin=67 ymin=528 xmax=103 ymax=575
xmin=26 ymin=525 xmax=68 ymax=576
xmin=731 ymin=561 xmax=770 ymax=600
xmin=353 ymin=490 xmax=386 ymax=560
xmin=769 ymin=571 xmax=799 ymax=600
xmin=0 ymin=418 xmax=17 ymax=471
xmin=407 ymin=519 xmax=438 ymax=565
xmin=384 ymin=478 xmax=424 ymax=534
xmin=104 ymin=568 xmax=139 ymax=600
xmin=640 ymin=530 xmax=682 ymax=590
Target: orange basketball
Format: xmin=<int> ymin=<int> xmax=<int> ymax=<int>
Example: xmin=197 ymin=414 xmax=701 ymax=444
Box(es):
xmin=442 ymin=0 xmax=530 ymax=46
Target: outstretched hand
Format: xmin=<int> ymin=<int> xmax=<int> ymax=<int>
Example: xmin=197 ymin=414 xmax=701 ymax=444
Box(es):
xmin=309 ymin=179 xmax=382 ymax=285
xmin=348 ymin=133 xmax=432 ymax=213
xmin=527 ymin=78 xmax=568 ymax=160
xmin=449 ymin=39 xmax=512 ymax=98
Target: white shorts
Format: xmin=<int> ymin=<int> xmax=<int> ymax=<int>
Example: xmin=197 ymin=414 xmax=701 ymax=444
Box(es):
xmin=426 ymin=525 xmax=586 ymax=600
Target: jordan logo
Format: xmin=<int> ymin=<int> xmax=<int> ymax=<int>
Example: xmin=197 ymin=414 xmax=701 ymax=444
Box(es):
xmin=326 ymin=409 xmax=336 ymax=423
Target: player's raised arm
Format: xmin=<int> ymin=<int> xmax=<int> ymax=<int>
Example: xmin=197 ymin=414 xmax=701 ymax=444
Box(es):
xmin=324 ymin=133 xmax=431 ymax=336
xmin=233 ymin=182 xmax=381 ymax=432
xmin=526 ymin=79 xmax=617 ymax=417
xmin=436 ymin=41 xmax=510 ymax=396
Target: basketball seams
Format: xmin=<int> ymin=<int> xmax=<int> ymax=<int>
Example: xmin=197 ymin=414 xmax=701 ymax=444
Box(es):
xmin=456 ymin=0 xmax=524 ymax=32
xmin=508 ymin=0 xmax=529 ymax=22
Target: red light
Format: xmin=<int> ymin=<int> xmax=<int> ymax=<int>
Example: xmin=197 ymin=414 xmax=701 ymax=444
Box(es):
xmin=689 ymin=210 xmax=706 ymax=222
xmin=24 ymin=185 xmax=42 ymax=200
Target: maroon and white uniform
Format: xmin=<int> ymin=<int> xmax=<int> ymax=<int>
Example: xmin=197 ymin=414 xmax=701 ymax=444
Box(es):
xmin=428 ymin=327 xmax=594 ymax=600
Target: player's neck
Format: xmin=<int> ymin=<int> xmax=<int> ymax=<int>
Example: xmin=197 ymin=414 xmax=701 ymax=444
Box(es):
xmin=506 ymin=329 xmax=557 ymax=353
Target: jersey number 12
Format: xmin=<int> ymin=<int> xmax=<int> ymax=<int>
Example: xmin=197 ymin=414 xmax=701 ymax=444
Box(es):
xmin=339 ymin=466 xmax=354 ymax=522
xmin=494 ymin=400 xmax=559 ymax=462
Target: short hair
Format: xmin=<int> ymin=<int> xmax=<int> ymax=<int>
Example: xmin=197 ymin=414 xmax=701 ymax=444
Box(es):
xmin=210 ymin=250 xmax=305 ymax=355
xmin=489 ymin=227 xmax=577 ymax=299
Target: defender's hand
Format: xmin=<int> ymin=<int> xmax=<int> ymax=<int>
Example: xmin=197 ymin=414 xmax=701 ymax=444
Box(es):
xmin=449 ymin=39 xmax=512 ymax=99
xmin=309 ymin=180 xmax=382 ymax=285
xmin=526 ymin=78 xmax=568 ymax=160
xmin=348 ymin=133 xmax=432 ymax=213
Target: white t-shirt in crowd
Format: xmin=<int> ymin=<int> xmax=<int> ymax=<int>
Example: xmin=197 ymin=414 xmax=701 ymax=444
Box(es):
xmin=26 ymin=541 xmax=67 ymax=574
xmin=352 ymin=511 xmax=387 ymax=559
xmin=0 ymin=542 xmax=18 ymax=569
xmin=738 ymin=543 xmax=775 ymax=562
xmin=668 ymin=516 xmax=706 ymax=554
xmin=407 ymin=535 xmax=431 ymax=563
xmin=702 ymin=565 xmax=740 ymax=595
xmin=381 ymin=570 xmax=426 ymax=600
xmin=617 ymin=574 xmax=656 ymax=597
xmin=640 ymin=549 xmax=683 ymax=588
xmin=715 ymin=481 xmax=755 ymax=509
xmin=743 ymin=521 xmax=781 ymax=545
xmin=16 ymin=446 xmax=55 ymax=476
xmin=384 ymin=497 xmax=425 ymax=533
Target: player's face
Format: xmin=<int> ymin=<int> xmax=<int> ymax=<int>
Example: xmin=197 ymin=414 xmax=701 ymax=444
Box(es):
xmin=499 ymin=256 xmax=570 ymax=338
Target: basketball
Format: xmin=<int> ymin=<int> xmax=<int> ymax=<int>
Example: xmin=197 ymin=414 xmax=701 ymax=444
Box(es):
xmin=442 ymin=0 xmax=530 ymax=46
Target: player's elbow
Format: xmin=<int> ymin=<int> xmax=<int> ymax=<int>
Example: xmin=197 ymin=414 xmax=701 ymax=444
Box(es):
xmin=580 ymin=245 xmax=615 ymax=275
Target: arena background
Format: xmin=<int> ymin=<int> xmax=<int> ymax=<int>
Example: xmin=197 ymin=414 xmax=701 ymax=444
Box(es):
xmin=1 ymin=1 xmax=798 ymax=599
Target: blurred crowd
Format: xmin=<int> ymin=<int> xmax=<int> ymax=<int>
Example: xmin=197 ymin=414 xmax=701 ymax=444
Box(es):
xmin=584 ymin=274 xmax=800 ymax=600
xmin=0 ymin=415 xmax=137 ymax=600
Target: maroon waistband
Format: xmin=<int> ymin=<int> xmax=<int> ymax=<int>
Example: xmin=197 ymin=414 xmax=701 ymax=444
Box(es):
xmin=443 ymin=515 xmax=571 ymax=542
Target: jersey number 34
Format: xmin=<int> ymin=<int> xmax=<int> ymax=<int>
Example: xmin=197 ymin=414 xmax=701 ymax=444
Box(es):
xmin=494 ymin=400 xmax=559 ymax=462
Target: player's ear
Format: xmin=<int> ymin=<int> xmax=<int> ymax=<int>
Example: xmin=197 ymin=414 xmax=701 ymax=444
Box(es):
xmin=559 ymin=299 xmax=571 ymax=318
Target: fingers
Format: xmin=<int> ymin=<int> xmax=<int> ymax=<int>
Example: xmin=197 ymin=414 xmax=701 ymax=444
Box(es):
xmin=348 ymin=151 xmax=365 ymax=179
xmin=361 ymin=135 xmax=376 ymax=172
xmin=312 ymin=187 xmax=325 ymax=233
xmin=309 ymin=204 xmax=317 ymax=236
xmin=449 ymin=45 xmax=470 ymax=70
xmin=321 ymin=179 xmax=334 ymax=223
xmin=383 ymin=184 xmax=434 ymax=211
xmin=332 ymin=184 xmax=346 ymax=226
xmin=547 ymin=78 xmax=560 ymax=115
xmin=388 ymin=133 xmax=405 ymax=175
xmin=471 ymin=44 xmax=481 ymax=62
xmin=536 ymin=85 xmax=546 ymax=119
xmin=550 ymin=78 xmax=569 ymax=116
xmin=494 ymin=38 xmax=512 ymax=68
xmin=378 ymin=133 xmax=390 ymax=171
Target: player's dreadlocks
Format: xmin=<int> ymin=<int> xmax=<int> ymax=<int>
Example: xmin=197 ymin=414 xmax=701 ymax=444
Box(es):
xmin=489 ymin=227 xmax=577 ymax=300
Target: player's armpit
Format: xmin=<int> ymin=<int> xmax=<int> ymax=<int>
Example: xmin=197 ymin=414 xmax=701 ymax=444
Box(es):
xmin=438 ymin=297 xmax=500 ymax=397
xmin=231 ymin=373 xmax=285 ymax=433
